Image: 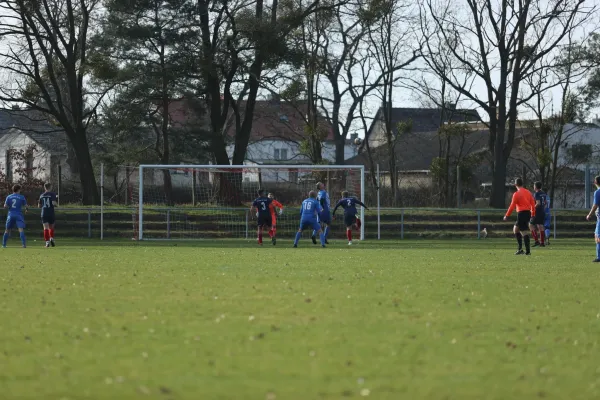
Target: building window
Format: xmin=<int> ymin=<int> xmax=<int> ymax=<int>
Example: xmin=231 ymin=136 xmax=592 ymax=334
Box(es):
xmin=5 ymin=150 xmax=12 ymax=183
xmin=274 ymin=149 xmax=287 ymax=160
xmin=279 ymin=114 xmax=289 ymax=122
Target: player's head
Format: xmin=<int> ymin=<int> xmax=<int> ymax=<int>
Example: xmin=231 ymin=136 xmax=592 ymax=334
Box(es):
xmin=268 ymin=193 xmax=274 ymax=199
xmin=257 ymin=189 xmax=265 ymax=197
xmin=309 ymin=190 xmax=317 ymax=199
xmin=316 ymin=182 xmax=324 ymax=190
xmin=514 ymin=178 xmax=523 ymax=188
xmin=342 ymin=190 xmax=349 ymax=198
xmin=44 ymin=182 xmax=52 ymax=191
xmin=595 ymin=176 xmax=600 ymax=188
xmin=12 ymin=184 xmax=21 ymax=193
xmin=534 ymin=181 xmax=542 ymax=191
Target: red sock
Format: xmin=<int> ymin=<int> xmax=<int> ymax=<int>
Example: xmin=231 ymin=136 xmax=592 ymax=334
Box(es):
xmin=268 ymin=229 xmax=273 ymax=238
xmin=540 ymin=230 xmax=545 ymax=244
xmin=271 ymin=227 xmax=276 ymax=237
xmin=43 ymin=229 xmax=49 ymax=241
xmin=347 ymin=230 xmax=352 ymax=241
xmin=531 ymin=230 xmax=538 ymax=242
xmin=258 ymin=232 xmax=263 ymax=244
xmin=356 ymin=218 xmax=362 ymax=229
xmin=49 ymin=228 xmax=54 ymax=238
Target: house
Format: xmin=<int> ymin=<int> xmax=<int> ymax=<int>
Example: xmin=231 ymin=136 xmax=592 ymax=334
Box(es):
xmin=224 ymin=97 xmax=358 ymax=163
xmin=0 ymin=109 xmax=72 ymax=189
xmin=365 ymin=106 xmax=481 ymax=149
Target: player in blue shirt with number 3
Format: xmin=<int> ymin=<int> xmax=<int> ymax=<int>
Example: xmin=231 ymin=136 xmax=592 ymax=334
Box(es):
xmin=3 ymin=185 xmax=28 ymax=248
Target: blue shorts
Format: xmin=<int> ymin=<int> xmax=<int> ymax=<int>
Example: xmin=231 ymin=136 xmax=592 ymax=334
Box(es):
xmin=300 ymin=219 xmax=321 ymax=232
xmin=6 ymin=214 xmax=25 ymax=230
xmin=317 ymin=212 xmax=331 ymax=225
xmin=42 ymin=213 xmax=55 ymax=224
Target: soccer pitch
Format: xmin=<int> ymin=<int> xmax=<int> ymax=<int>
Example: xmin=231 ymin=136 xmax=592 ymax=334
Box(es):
xmin=1 ymin=239 xmax=599 ymax=400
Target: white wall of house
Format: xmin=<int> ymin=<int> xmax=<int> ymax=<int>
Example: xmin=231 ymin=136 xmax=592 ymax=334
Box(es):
xmin=226 ymin=139 xmax=358 ymax=166
xmin=0 ymin=130 xmax=52 ymax=182
xmin=556 ymin=122 xmax=600 ymax=170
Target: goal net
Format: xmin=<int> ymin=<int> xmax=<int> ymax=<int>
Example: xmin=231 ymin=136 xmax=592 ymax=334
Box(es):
xmin=126 ymin=165 xmax=365 ymax=241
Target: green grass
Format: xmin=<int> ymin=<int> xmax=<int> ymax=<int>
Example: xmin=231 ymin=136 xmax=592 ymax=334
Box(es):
xmin=1 ymin=238 xmax=600 ymax=399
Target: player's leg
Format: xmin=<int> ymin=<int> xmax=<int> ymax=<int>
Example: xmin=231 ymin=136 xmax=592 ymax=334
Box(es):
xmin=3 ymin=216 xmax=14 ymax=247
xmin=538 ymin=223 xmax=545 ymax=246
xmin=530 ymin=221 xmax=539 ymax=246
xmin=43 ymin=221 xmax=50 ymax=247
xmin=513 ymin=223 xmax=524 ymax=255
xmin=49 ymin=222 xmax=55 ymax=246
xmin=345 ymin=214 xmax=355 ymax=245
xmin=17 ymin=217 xmax=26 ymax=248
xmin=314 ymin=221 xmax=326 ymax=247
xmin=49 ymin=219 xmax=56 ymax=247
xmin=520 ymin=213 xmax=531 ymax=255
xmin=595 ymin=221 xmax=600 ymax=262
xmin=294 ymin=223 xmax=305 ymax=247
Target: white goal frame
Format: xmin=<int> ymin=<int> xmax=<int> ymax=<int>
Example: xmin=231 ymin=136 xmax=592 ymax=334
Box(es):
xmin=137 ymin=164 xmax=366 ymax=241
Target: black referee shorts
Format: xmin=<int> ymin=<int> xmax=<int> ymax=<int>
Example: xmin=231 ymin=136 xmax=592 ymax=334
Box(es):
xmin=515 ymin=211 xmax=531 ymax=232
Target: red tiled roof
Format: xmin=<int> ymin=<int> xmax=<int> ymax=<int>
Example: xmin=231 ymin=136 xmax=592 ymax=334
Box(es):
xmin=167 ymin=98 xmax=334 ymax=142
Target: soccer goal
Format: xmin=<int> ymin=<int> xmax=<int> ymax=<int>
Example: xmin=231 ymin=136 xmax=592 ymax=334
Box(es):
xmin=132 ymin=164 xmax=366 ymax=241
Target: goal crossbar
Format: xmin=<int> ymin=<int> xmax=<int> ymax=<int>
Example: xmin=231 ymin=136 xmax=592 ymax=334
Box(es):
xmin=137 ymin=164 xmax=366 ymax=241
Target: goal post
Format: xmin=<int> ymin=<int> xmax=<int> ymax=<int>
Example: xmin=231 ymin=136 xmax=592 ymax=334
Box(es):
xmin=135 ymin=164 xmax=366 ymax=241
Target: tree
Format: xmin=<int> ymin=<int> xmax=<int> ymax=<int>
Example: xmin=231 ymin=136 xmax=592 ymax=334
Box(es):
xmin=518 ymin=36 xmax=591 ymax=200
xmin=0 ymin=0 xmax=106 ymax=204
xmin=365 ymin=0 xmax=421 ymax=201
xmin=91 ymin=0 xmax=203 ymax=204
xmin=422 ymin=0 xmax=595 ymax=208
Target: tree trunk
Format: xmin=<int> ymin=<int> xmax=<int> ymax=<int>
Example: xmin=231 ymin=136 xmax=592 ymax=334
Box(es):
xmin=71 ymin=131 xmax=99 ymax=205
xmin=490 ymin=154 xmax=507 ymax=208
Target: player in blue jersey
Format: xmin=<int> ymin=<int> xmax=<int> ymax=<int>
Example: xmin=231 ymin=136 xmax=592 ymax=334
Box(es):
xmin=586 ymin=176 xmax=600 ymax=262
xmin=332 ymin=190 xmax=368 ymax=245
xmin=250 ymin=189 xmax=272 ymax=245
xmin=3 ymin=185 xmax=28 ymax=248
xmin=39 ymin=183 xmax=58 ymax=248
xmin=312 ymin=182 xmax=331 ymax=245
xmin=529 ymin=181 xmax=548 ymax=247
xmin=294 ymin=191 xmax=326 ymax=248
xmin=543 ymin=188 xmax=551 ymax=245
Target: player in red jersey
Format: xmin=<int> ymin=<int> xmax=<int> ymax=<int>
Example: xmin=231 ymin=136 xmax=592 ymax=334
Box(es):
xmin=267 ymin=193 xmax=284 ymax=245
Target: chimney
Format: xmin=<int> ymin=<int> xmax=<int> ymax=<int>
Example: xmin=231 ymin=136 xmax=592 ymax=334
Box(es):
xmin=350 ymin=133 xmax=358 ymax=140
xmin=11 ymin=105 xmax=20 ymax=110
xmin=270 ymin=93 xmax=281 ymax=104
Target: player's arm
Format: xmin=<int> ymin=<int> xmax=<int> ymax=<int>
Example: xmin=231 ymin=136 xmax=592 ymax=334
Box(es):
xmin=530 ymin=193 xmax=536 ymax=216
xmin=332 ymin=200 xmax=343 ymax=217
xmin=272 ymin=200 xmax=284 ymax=214
xmin=587 ymin=192 xmax=600 ymax=220
xmin=355 ymin=199 xmax=369 ymax=210
xmin=504 ymin=192 xmax=517 ymax=220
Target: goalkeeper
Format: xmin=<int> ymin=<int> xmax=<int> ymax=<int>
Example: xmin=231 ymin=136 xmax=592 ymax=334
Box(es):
xmin=267 ymin=193 xmax=284 ymax=245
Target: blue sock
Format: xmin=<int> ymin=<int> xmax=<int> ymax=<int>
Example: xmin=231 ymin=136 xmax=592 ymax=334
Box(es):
xmin=294 ymin=232 xmax=302 ymax=246
xmin=19 ymin=232 xmax=26 ymax=247
xmin=596 ymin=242 xmax=600 ymax=260
xmin=311 ymin=230 xmax=317 ymax=238
xmin=320 ymin=232 xmax=325 ymax=246
xmin=324 ymin=226 xmax=329 ymax=239
xmin=2 ymin=232 xmax=7 ymax=247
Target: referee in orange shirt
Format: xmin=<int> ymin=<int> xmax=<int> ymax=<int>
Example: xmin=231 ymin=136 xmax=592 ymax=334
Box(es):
xmin=503 ymin=178 xmax=536 ymax=255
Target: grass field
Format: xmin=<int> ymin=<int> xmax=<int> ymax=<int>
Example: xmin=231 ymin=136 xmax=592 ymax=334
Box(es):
xmin=1 ymin=238 xmax=600 ymax=400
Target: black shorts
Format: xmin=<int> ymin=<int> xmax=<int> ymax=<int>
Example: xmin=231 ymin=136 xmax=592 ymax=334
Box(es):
xmin=344 ymin=214 xmax=357 ymax=228
xmin=515 ymin=211 xmax=531 ymax=231
xmin=41 ymin=214 xmax=55 ymax=224
xmin=531 ymin=211 xmax=545 ymax=226
xmin=257 ymin=213 xmax=272 ymax=228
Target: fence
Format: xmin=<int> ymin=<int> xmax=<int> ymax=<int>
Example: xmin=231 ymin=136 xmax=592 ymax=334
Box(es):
xmin=6 ymin=206 xmax=590 ymax=240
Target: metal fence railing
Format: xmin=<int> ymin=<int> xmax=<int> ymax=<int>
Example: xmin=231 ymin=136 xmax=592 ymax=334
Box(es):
xmin=5 ymin=206 xmax=590 ymax=240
